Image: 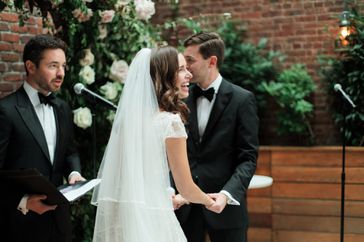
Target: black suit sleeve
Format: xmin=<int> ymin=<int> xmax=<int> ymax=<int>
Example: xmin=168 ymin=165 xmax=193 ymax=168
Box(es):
xmin=0 ymin=104 xmax=24 ymax=208
xmin=222 ymin=91 xmax=259 ymax=200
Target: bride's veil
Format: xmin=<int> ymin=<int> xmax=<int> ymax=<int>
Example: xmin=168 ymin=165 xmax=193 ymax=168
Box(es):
xmin=91 ymin=48 xmax=174 ymax=241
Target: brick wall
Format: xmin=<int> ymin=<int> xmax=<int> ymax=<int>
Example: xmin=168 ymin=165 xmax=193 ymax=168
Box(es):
xmin=0 ymin=11 xmax=43 ymax=98
xmin=0 ymin=1 xmax=361 ymax=144
xmin=153 ymin=0 xmax=362 ymax=145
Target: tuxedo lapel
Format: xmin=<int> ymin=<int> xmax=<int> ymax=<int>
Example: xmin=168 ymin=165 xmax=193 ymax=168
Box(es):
xmin=201 ymin=80 xmax=232 ymax=143
xmin=186 ymin=85 xmax=200 ymax=143
xmin=52 ymin=99 xmax=63 ymax=167
xmin=15 ymin=88 xmax=51 ymax=162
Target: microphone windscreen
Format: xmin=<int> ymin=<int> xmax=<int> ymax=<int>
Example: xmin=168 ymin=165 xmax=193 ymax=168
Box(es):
xmin=334 ymin=83 xmax=342 ymax=92
xmin=74 ymin=83 xmax=85 ymax=94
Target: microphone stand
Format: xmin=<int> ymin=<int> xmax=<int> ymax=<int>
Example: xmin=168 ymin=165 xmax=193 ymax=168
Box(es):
xmin=340 ymin=110 xmax=346 ymax=242
xmin=339 ymin=96 xmax=355 ymax=242
xmin=90 ymin=105 xmax=97 ymax=178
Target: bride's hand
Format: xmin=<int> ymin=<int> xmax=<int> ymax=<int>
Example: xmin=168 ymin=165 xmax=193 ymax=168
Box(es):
xmin=172 ymin=194 xmax=189 ymax=210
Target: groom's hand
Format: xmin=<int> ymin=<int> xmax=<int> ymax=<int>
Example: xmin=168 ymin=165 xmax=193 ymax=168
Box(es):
xmin=205 ymin=193 xmax=227 ymax=214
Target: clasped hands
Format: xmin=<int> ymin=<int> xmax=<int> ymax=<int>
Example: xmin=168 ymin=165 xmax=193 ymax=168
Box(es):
xmin=172 ymin=193 xmax=227 ymax=214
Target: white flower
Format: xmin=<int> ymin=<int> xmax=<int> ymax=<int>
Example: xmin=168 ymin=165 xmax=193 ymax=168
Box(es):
xmin=109 ymin=60 xmax=128 ymax=83
xmin=72 ymin=8 xmax=93 ymax=23
xmin=107 ymin=111 xmax=116 ymax=123
xmin=100 ymin=82 xmax=118 ymax=100
xmin=79 ymin=65 xmax=95 ymax=84
xmin=98 ymin=24 xmax=108 ymax=39
xmin=135 ymin=0 xmax=155 ymax=21
xmin=79 ymin=49 xmax=95 ymax=66
xmin=115 ymin=0 xmax=130 ymax=9
xmin=99 ymin=10 xmax=115 ymax=23
xmin=73 ymin=107 xmax=92 ymax=129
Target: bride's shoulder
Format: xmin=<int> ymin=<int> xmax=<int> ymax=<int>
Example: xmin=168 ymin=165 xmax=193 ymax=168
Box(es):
xmin=158 ymin=111 xmax=182 ymax=121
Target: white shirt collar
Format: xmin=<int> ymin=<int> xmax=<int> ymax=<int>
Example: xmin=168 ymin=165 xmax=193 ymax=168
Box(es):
xmin=23 ymin=81 xmax=41 ymax=107
xmin=199 ymin=74 xmax=222 ymax=93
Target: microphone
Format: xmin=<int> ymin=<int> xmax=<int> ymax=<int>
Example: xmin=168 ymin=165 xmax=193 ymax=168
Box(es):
xmin=74 ymin=83 xmax=117 ymax=111
xmin=334 ymin=83 xmax=356 ymax=109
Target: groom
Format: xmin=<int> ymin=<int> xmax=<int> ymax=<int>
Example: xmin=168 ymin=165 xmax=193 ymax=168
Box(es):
xmin=175 ymin=32 xmax=259 ymax=242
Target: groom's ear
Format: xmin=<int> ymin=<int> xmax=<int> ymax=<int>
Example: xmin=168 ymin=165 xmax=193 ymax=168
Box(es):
xmin=208 ymin=56 xmax=218 ymax=68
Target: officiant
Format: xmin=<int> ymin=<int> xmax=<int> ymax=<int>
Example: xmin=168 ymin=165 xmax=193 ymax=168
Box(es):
xmin=0 ymin=34 xmax=85 ymax=242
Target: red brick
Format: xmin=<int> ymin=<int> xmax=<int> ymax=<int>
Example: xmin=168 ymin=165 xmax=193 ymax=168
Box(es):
xmin=0 ymin=13 xmax=19 ymax=22
xmin=1 ymin=33 xmax=20 ymax=43
xmin=1 ymin=53 xmax=20 ymax=62
xmin=10 ymin=25 xmax=28 ymax=33
xmin=0 ymin=43 xmax=12 ymax=51
xmin=3 ymin=74 xmax=22 ymax=82
xmin=0 ymin=23 xmax=9 ymax=31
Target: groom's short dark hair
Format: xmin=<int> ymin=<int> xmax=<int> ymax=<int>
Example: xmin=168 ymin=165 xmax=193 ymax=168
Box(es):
xmin=184 ymin=32 xmax=225 ymax=68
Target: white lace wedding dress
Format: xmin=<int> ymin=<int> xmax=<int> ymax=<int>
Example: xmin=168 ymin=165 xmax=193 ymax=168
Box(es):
xmin=92 ymin=111 xmax=187 ymax=242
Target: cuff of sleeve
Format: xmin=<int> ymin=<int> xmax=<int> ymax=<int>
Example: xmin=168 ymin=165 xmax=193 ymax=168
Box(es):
xmin=220 ymin=190 xmax=240 ymax=206
xmin=68 ymin=171 xmax=81 ymax=181
xmin=17 ymin=194 xmax=29 ymax=215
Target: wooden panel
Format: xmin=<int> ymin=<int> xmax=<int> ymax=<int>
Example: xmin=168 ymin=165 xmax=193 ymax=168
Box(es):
xmin=273 ymin=230 xmax=364 ymax=242
xmin=271 ymin=167 xmax=364 ymax=183
xmin=248 ymin=197 xmax=272 ymax=213
xmin=272 ymin=198 xmax=364 ymax=217
xmin=269 ymin=147 xmax=364 ymax=167
xmin=248 ymin=228 xmax=271 ymax=242
xmin=272 ymin=183 xmax=364 ymax=201
xmin=250 ymin=213 xmax=272 ymax=227
xmin=273 ymin=215 xmax=364 ymax=233
xmin=248 ymin=186 xmax=271 ymax=197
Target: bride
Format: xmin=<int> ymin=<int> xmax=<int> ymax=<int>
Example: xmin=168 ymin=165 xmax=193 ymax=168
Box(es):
xmin=91 ymin=47 xmax=215 ymax=241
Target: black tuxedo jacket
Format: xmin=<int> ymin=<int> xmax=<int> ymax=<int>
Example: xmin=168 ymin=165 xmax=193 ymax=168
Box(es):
xmin=0 ymin=86 xmax=81 ymax=242
xmin=176 ymin=79 xmax=259 ymax=229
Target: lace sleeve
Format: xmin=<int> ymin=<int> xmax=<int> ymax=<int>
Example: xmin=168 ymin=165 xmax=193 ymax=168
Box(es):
xmin=165 ymin=113 xmax=187 ymax=139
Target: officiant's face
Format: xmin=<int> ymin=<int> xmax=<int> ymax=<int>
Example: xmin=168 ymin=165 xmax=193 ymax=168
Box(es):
xmin=176 ymin=53 xmax=192 ymax=99
xmin=26 ymin=48 xmax=66 ymax=95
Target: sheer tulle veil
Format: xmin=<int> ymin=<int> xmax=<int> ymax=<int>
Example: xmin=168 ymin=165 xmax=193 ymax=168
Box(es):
xmin=91 ymin=48 xmax=176 ymax=241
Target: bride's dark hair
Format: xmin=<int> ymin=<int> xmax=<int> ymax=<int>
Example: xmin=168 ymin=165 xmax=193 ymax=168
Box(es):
xmin=150 ymin=46 xmax=189 ymax=123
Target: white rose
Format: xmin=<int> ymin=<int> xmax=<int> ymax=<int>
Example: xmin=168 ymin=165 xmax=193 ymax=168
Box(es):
xmin=107 ymin=111 xmax=116 ymax=123
xmin=98 ymin=24 xmax=108 ymax=39
xmin=99 ymin=10 xmax=115 ymax=23
xmin=79 ymin=65 xmax=95 ymax=84
xmin=109 ymin=60 xmax=128 ymax=83
xmin=135 ymin=0 xmax=155 ymax=21
xmin=79 ymin=49 xmax=95 ymax=66
xmin=72 ymin=8 xmax=93 ymax=22
xmin=100 ymin=82 xmax=118 ymax=100
xmin=115 ymin=0 xmax=130 ymax=9
xmin=73 ymin=107 xmax=92 ymax=129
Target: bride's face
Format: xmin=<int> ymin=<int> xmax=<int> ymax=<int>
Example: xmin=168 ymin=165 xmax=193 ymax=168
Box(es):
xmin=176 ymin=53 xmax=192 ymax=99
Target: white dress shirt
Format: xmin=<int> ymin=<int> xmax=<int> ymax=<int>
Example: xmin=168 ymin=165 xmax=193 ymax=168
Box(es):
xmin=195 ymin=75 xmax=240 ymax=206
xmin=18 ymin=82 xmax=80 ymax=214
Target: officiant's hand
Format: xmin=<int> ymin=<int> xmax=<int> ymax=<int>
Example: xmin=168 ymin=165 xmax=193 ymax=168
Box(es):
xmin=205 ymin=193 xmax=227 ymax=214
xmin=172 ymin=194 xmax=190 ymax=210
xmin=27 ymin=194 xmax=57 ymax=215
xmin=68 ymin=173 xmax=86 ymax=184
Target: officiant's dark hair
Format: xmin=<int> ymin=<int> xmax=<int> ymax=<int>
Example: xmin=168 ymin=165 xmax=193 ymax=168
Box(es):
xmin=184 ymin=32 xmax=225 ymax=69
xmin=23 ymin=35 xmax=67 ymax=75
xmin=150 ymin=46 xmax=188 ymax=123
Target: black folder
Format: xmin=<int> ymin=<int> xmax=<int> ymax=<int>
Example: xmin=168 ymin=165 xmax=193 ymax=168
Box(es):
xmin=0 ymin=168 xmax=69 ymax=205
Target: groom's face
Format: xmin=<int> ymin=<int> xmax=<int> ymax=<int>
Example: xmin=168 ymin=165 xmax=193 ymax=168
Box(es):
xmin=184 ymin=45 xmax=210 ymax=85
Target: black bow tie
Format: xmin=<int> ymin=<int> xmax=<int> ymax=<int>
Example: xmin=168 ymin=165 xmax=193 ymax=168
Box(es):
xmin=38 ymin=93 xmax=55 ymax=106
xmin=193 ymin=86 xmax=215 ymax=102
